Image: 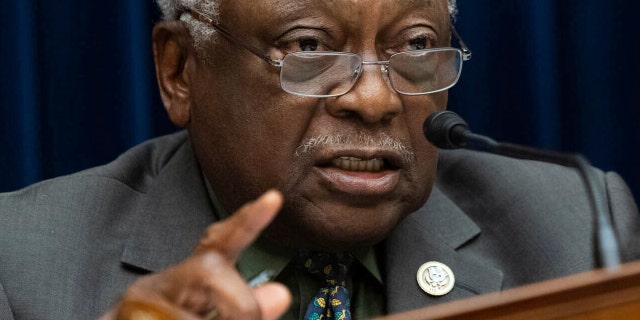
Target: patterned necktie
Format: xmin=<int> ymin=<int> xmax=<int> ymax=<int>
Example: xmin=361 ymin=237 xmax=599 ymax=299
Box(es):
xmin=295 ymin=250 xmax=354 ymax=320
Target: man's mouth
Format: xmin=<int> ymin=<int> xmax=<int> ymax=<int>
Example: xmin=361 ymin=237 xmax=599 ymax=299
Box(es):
xmin=314 ymin=152 xmax=402 ymax=196
xmin=330 ymin=156 xmax=385 ymax=172
xmin=298 ymin=134 xmax=411 ymax=197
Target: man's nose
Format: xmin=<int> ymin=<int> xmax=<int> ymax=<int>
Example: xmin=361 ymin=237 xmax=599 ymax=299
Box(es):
xmin=324 ymin=64 xmax=403 ymax=123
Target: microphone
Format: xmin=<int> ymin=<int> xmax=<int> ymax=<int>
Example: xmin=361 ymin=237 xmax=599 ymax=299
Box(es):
xmin=424 ymin=110 xmax=621 ymax=269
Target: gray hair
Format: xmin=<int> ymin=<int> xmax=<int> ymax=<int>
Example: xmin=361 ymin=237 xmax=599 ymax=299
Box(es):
xmin=156 ymin=0 xmax=458 ymax=57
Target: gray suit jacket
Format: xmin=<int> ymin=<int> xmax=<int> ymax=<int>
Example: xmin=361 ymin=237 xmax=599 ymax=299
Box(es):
xmin=1 ymin=131 xmax=639 ymax=319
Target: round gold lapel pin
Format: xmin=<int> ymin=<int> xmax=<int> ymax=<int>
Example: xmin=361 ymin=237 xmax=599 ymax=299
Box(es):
xmin=416 ymin=261 xmax=455 ymax=296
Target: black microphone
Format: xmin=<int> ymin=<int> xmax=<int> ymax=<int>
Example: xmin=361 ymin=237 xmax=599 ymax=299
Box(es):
xmin=424 ymin=110 xmax=621 ymax=269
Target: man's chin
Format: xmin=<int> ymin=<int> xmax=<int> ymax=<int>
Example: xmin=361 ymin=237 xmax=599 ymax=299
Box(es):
xmin=262 ymin=201 xmax=416 ymax=252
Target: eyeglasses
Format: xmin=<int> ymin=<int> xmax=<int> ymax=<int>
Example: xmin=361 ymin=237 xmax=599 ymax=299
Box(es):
xmin=188 ymin=10 xmax=472 ymax=98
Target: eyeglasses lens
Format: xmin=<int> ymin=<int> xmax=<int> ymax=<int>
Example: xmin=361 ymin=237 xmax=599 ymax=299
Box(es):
xmin=389 ymin=49 xmax=462 ymax=95
xmin=280 ymin=52 xmax=362 ymax=97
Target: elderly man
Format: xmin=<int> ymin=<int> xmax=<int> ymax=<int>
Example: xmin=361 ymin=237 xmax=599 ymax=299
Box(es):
xmin=1 ymin=0 xmax=639 ymax=319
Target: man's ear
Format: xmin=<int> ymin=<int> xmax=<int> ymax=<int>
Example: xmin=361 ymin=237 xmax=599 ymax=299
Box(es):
xmin=152 ymin=21 xmax=194 ymax=128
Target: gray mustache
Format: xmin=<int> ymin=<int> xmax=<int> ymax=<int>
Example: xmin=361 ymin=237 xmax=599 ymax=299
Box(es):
xmin=295 ymin=133 xmax=415 ymax=163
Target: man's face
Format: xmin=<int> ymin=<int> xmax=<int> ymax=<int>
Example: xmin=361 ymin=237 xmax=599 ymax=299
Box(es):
xmin=187 ymin=0 xmax=450 ymax=251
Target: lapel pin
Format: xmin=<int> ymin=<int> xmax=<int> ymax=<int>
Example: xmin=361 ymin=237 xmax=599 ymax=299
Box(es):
xmin=416 ymin=261 xmax=455 ymax=296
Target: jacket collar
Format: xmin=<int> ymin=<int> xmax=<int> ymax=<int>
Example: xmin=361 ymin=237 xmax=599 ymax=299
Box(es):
xmin=384 ymin=186 xmax=504 ymax=313
xmin=120 ymin=140 xmax=215 ymax=272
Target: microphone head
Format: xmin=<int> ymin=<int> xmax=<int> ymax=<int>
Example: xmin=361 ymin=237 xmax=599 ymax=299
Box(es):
xmin=423 ymin=111 xmax=469 ymax=149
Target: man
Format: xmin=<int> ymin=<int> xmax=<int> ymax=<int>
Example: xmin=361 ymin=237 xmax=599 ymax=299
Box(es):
xmin=1 ymin=0 xmax=639 ymax=319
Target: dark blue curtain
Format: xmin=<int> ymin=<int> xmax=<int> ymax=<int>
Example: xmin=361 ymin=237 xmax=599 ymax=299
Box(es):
xmin=1 ymin=1 xmax=639 ymax=202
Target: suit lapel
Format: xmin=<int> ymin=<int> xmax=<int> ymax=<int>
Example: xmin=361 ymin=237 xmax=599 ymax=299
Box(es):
xmin=120 ymin=140 xmax=216 ymax=273
xmin=384 ymin=186 xmax=504 ymax=313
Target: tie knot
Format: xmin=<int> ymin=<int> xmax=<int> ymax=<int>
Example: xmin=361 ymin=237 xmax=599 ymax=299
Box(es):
xmin=295 ymin=250 xmax=354 ymax=286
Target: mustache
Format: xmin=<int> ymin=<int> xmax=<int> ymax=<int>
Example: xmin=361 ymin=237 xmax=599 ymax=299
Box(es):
xmin=295 ymin=133 xmax=415 ymax=163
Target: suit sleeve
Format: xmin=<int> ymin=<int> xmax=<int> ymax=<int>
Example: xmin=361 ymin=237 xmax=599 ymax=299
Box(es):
xmin=0 ymin=280 xmax=15 ymax=320
xmin=605 ymin=172 xmax=640 ymax=263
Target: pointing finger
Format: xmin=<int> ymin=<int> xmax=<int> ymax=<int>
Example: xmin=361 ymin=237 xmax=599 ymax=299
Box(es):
xmin=194 ymin=189 xmax=283 ymax=261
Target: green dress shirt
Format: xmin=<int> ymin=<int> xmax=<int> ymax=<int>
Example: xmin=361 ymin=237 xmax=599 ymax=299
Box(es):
xmin=205 ymin=180 xmax=386 ymax=319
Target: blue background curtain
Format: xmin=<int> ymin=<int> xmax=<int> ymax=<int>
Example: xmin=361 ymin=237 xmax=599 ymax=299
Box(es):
xmin=1 ymin=1 xmax=639 ymax=202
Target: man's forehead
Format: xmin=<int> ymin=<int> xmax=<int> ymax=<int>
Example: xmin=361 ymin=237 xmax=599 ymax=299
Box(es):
xmin=219 ymin=0 xmax=449 ymax=27
xmin=220 ymin=0 xmax=445 ymax=14
xmin=320 ymin=0 xmax=443 ymax=12
xmin=220 ymin=0 xmax=440 ymax=5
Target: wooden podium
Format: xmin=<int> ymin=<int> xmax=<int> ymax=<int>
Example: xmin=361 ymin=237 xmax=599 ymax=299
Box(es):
xmin=376 ymin=260 xmax=640 ymax=320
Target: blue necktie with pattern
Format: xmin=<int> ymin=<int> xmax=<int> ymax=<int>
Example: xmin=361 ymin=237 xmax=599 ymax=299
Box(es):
xmin=295 ymin=250 xmax=354 ymax=320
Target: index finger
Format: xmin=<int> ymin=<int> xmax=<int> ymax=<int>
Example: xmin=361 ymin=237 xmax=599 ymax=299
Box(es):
xmin=193 ymin=189 xmax=283 ymax=261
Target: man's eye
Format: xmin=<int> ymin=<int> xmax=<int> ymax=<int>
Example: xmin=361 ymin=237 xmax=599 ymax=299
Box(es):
xmin=409 ymin=37 xmax=429 ymax=51
xmin=298 ymin=39 xmax=319 ymax=51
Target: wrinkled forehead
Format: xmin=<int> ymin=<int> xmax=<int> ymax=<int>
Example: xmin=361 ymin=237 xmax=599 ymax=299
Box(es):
xmin=218 ymin=0 xmax=451 ymax=35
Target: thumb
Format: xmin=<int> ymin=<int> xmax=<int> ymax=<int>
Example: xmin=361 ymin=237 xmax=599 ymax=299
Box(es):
xmin=254 ymin=283 xmax=292 ymax=320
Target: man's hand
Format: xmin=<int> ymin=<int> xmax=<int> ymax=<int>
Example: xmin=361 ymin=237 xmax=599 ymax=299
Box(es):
xmin=101 ymin=190 xmax=291 ymax=320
